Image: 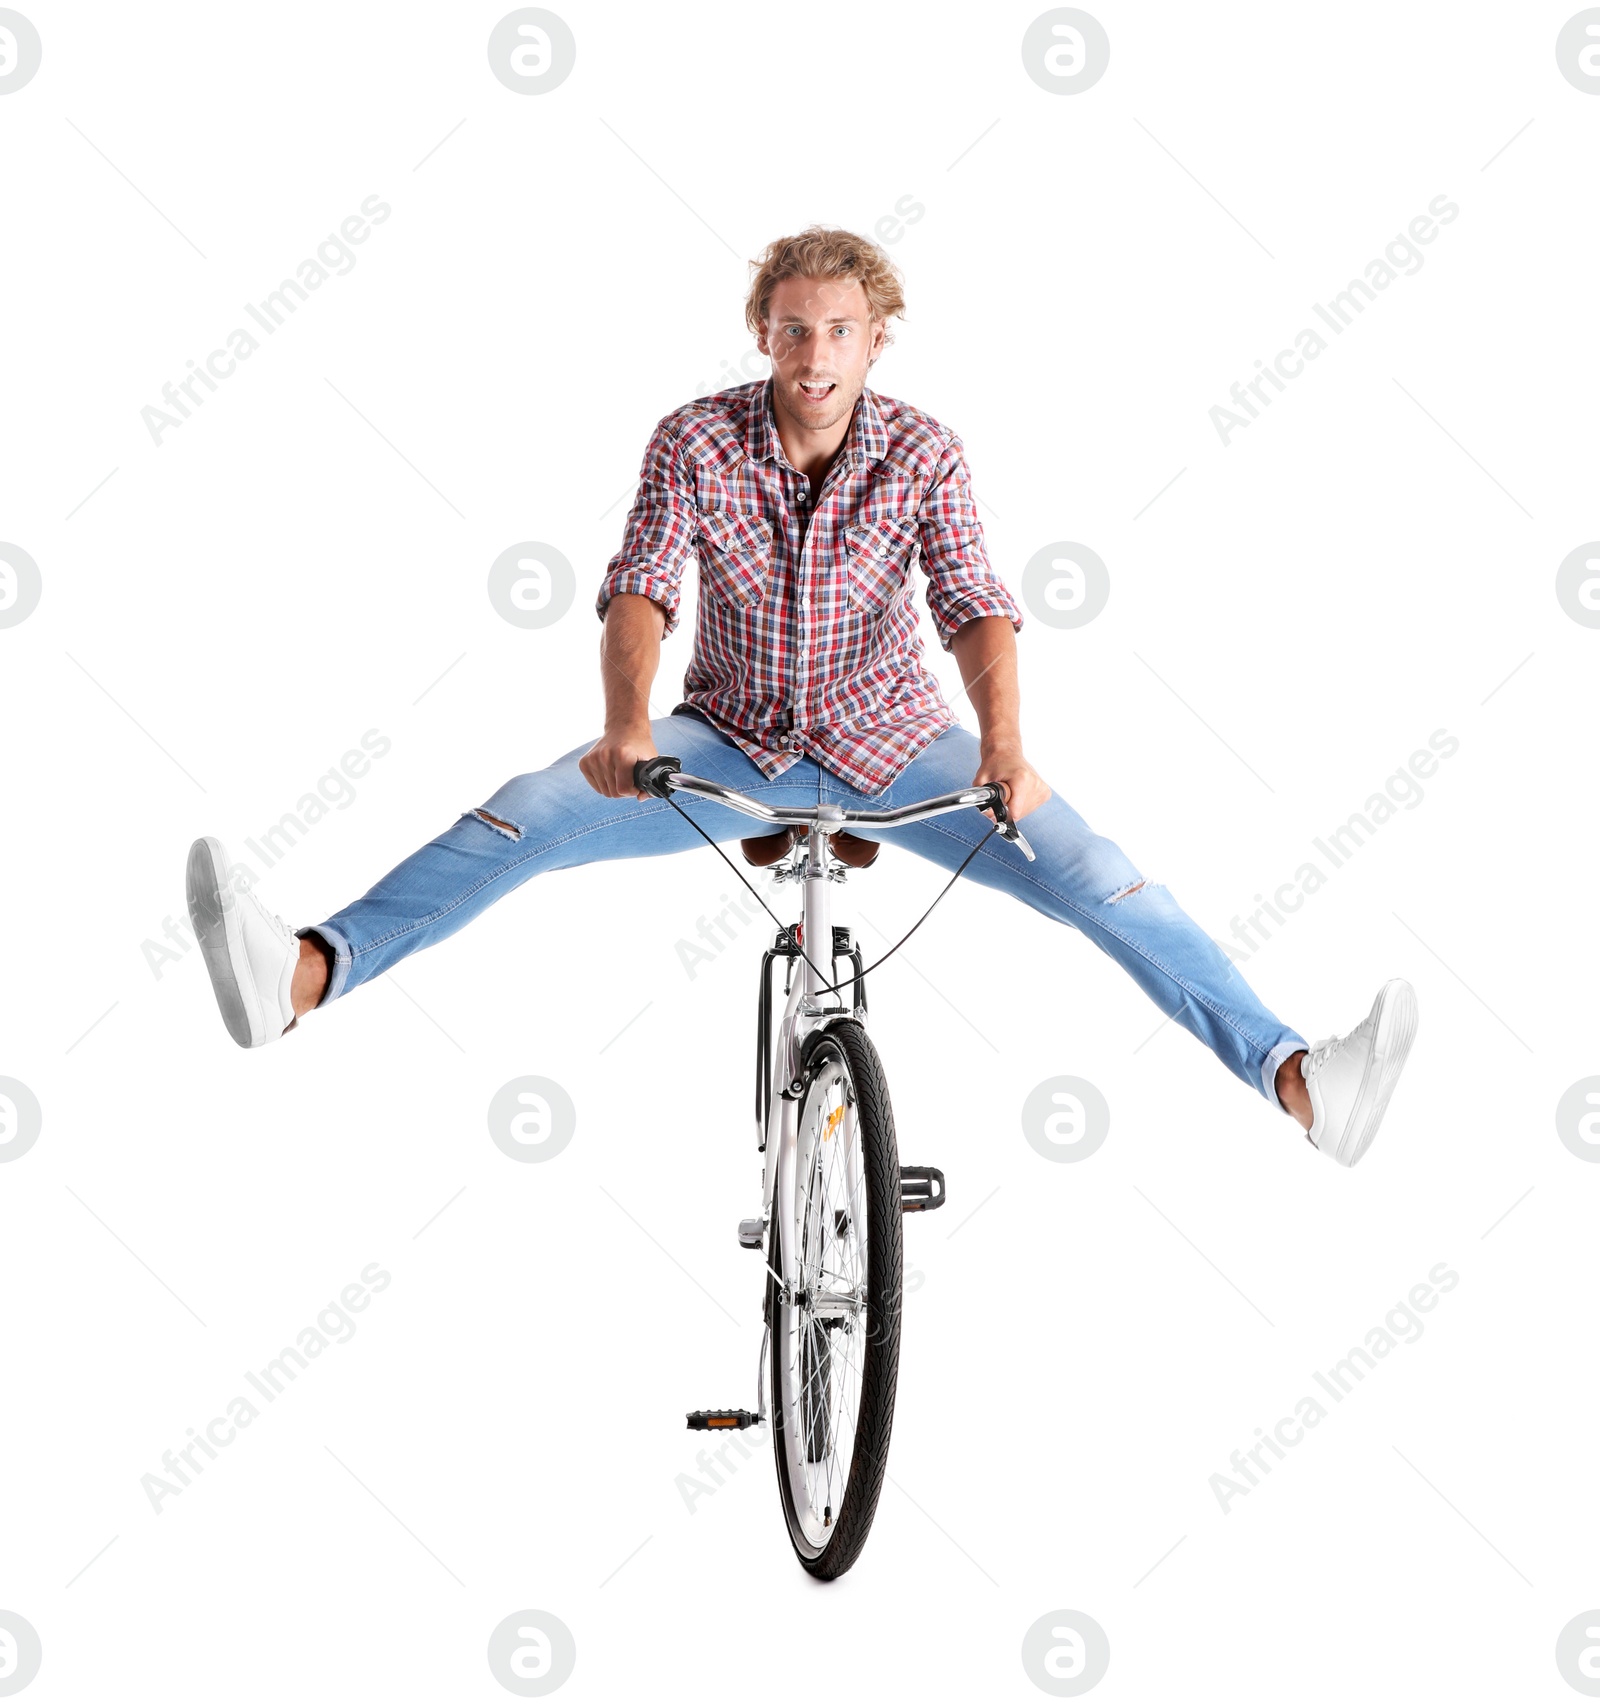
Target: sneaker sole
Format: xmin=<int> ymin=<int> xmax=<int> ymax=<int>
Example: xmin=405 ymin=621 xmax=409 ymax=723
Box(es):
xmin=185 ymin=838 xmax=264 ymax=1048
xmin=1336 ymin=978 xmax=1419 ymax=1166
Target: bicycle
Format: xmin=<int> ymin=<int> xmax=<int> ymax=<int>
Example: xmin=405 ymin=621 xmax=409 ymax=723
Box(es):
xmin=632 ymin=754 xmax=1036 ymax=1579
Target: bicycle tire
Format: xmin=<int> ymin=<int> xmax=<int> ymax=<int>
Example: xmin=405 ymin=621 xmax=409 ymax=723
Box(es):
xmin=767 ymin=1018 xmax=903 ymax=1578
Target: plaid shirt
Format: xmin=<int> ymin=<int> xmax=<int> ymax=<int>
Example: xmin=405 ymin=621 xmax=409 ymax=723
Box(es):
xmin=595 ymin=378 xmax=1022 ymax=795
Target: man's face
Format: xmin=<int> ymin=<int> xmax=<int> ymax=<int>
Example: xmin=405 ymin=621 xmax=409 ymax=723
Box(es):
xmin=756 ymin=275 xmax=886 ymax=435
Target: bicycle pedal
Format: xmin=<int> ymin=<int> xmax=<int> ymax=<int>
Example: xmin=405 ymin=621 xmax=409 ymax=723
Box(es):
xmin=899 ymin=1164 xmax=946 ymax=1212
xmin=686 ymin=1408 xmax=762 ymax=1431
xmin=737 ymin=1218 xmax=765 ymax=1249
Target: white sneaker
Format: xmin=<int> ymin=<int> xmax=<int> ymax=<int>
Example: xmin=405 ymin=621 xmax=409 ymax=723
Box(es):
xmin=186 ymin=836 xmax=299 ymax=1047
xmin=1302 ymin=978 xmax=1419 ymax=1166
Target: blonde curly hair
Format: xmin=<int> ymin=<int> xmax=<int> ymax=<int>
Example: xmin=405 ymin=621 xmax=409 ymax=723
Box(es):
xmin=743 ymin=226 xmax=907 ymax=347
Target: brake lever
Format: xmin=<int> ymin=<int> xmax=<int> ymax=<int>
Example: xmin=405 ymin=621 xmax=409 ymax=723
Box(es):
xmin=986 ymin=785 xmax=1037 ymax=862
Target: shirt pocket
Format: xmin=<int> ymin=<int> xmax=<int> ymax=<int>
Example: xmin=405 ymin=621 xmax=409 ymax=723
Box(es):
xmin=844 ymin=513 xmax=920 ymax=614
xmin=695 ymin=509 xmax=774 ymax=607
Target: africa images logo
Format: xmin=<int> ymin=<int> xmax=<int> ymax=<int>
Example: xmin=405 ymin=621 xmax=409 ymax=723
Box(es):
xmin=1208 ymin=1263 xmax=1459 ymax=1514
xmin=1209 ymin=195 xmax=1460 ymax=447
xmin=139 ymin=196 xmax=392 ymax=447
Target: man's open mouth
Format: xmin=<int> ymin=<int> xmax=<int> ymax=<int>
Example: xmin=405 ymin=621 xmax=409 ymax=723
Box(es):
xmin=798 ymin=381 xmax=836 ymax=401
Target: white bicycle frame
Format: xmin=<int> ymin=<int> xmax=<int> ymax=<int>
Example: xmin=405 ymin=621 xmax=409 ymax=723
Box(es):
xmin=644 ymin=772 xmax=1035 ymax=1390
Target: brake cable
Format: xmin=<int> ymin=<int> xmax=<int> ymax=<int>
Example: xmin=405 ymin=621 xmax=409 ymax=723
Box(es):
xmin=659 ymin=792 xmax=1000 ymax=997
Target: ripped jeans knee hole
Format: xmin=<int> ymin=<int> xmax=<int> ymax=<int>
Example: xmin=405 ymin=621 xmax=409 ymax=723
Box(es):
xmin=472 ymin=807 xmax=523 ymax=841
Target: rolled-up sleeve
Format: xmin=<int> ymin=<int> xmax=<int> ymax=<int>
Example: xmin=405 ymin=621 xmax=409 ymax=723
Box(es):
xmin=596 ymin=418 xmax=697 ymax=635
xmin=918 ymin=431 xmax=1023 ymax=651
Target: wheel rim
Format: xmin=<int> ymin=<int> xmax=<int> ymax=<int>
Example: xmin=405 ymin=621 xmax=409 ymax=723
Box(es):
xmin=775 ymin=1051 xmax=869 ymax=1552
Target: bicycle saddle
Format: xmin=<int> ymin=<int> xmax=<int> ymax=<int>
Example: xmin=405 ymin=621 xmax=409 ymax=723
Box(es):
xmin=740 ymin=827 xmax=881 ymax=869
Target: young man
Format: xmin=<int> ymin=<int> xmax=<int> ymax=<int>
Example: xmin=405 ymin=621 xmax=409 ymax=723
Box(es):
xmin=186 ymin=226 xmax=1417 ymax=1165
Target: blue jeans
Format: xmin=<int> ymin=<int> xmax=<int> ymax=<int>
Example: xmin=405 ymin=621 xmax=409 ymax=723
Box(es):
xmin=300 ymin=713 xmax=1307 ymax=1109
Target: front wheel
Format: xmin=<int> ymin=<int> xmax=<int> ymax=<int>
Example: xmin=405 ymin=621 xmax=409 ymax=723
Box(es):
xmin=767 ymin=1019 xmax=903 ymax=1578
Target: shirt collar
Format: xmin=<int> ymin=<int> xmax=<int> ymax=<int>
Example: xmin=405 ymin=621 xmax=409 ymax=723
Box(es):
xmin=745 ymin=377 xmax=888 ymax=472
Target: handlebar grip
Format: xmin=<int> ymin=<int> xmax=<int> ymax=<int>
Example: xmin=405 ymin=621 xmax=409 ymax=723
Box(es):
xmin=633 ymin=755 xmax=681 ymax=798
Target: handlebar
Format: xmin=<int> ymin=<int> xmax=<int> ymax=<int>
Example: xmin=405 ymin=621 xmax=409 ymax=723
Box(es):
xmin=633 ymin=755 xmax=1037 ymax=862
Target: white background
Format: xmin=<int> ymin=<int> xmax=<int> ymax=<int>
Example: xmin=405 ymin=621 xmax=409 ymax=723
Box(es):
xmin=1 ymin=1 xmax=1595 ymax=1701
